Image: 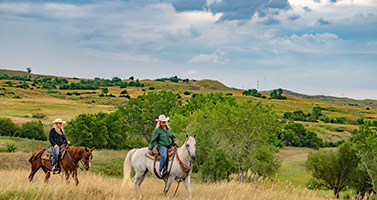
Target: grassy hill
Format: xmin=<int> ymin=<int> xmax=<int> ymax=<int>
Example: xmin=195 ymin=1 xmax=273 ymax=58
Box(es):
xmin=1 ymin=69 xmax=377 ymax=142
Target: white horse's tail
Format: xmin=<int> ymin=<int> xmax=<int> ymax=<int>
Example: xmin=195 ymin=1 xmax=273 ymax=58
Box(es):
xmin=123 ymin=149 xmax=137 ymax=188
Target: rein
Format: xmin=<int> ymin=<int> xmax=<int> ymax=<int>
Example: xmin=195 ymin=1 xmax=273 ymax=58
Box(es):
xmin=66 ymin=147 xmax=90 ymax=171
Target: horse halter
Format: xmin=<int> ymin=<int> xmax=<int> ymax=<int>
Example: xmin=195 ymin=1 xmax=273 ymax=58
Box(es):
xmin=185 ymin=138 xmax=196 ymax=161
xmin=81 ymin=148 xmax=93 ymax=168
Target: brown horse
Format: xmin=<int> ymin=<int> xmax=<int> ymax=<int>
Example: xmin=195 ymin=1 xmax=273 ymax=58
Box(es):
xmin=28 ymin=146 xmax=95 ymax=185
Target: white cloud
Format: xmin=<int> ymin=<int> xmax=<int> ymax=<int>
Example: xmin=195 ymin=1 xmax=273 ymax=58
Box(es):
xmin=186 ymin=53 xmax=218 ymax=63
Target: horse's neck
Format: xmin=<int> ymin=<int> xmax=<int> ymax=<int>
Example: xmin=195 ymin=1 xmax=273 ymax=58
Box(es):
xmin=68 ymin=147 xmax=83 ymax=161
xmin=177 ymin=143 xmax=190 ymax=165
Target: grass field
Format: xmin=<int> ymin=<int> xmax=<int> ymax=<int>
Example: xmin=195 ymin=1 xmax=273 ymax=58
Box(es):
xmin=0 ymin=169 xmax=341 ymax=200
xmin=0 ymin=137 xmax=354 ymax=199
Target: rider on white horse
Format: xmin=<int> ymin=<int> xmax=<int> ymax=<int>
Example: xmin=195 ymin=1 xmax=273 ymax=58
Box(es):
xmin=146 ymin=114 xmax=178 ymax=176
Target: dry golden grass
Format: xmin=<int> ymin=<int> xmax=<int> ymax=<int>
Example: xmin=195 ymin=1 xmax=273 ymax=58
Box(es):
xmin=0 ymin=169 xmax=339 ymax=200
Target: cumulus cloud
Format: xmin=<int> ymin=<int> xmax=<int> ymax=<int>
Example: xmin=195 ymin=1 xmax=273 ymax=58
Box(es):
xmin=317 ymin=18 xmax=331 ymax=25
xmin=186 ymin=51 xmax=228 ymax=64
xmin=172 ymin=0 xmax=291 ymax=22
xmin=262 ymin=16 xmax=280 ymax=25
xmin=172 ymin=0 xmax=206 ymax=12
xmin=303 ymin=7 xmax=312 ymax=12
xmin=288 ymin=14 xmax=300 ymax=21
xmin=209 ymin=0 xmax=291 ymax=21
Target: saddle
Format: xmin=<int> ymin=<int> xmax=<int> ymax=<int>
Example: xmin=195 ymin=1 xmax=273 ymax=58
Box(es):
xmin=145 ymin=146 xmax=175 ymax=161
xmin=145 ymin=146 xmax=177 ymax=179
xmin=41 ymin=145 xmax=68 ymax=161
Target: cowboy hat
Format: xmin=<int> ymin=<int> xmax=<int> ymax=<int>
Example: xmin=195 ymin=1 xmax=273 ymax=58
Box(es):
xmin=52 ymin=118 xmax=66 ymax=124
xmin=155 ymin=114 xmax=169 ymax=122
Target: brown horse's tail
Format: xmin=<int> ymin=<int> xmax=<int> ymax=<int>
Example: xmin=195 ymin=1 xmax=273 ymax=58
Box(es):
xmin=29 ymin=148 xmax=45 ymax=163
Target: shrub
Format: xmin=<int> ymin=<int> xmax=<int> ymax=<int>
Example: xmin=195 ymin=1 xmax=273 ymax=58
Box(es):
xmin=32 ymin=113 xmax=46 ymax=119
xmin=183 ymin=91 xmax=191 ymax=95
xmin=334 ymin=117 xmax=347 ymax=124
xmin=18 ymin=120 xmax=47 ymax=141
xmin=6 ymin=142 xmax=17 ymax=152
xmin=0 ymin=118 xmax=18 ymax=136
xmin=120 ymin=89 xmax=128 ymax=94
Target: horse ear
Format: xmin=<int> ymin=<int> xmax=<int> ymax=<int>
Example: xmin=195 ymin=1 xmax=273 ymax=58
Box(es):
xmin=193 ymin=134 xmax=196 ymax=138
xmin=91 ymin=147 xmax=95 ymax=151
xmin=186 ymin=134 xmax=189 ymax=139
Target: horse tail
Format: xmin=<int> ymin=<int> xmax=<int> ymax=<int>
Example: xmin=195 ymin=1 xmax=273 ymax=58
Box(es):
xmin=122 ymin=149 xmax=137 ymax=188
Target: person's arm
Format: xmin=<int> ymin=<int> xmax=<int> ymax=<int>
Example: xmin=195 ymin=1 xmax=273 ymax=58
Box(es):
xmin=148 ymin=129 xmax=159 ymax=150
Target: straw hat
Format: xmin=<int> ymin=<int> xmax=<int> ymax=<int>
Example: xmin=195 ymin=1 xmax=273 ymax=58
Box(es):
xmin=155 ymin=114 xmax=169 ymax=122
xmin=52 ymin=118 xmax=66 ymax=124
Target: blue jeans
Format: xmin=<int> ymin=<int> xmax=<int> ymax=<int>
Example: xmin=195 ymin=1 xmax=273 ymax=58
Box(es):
xmin=158 ymin=146 xmax=168 ymax=174
xmin=51 ymin=145 xmax=60 ymax=167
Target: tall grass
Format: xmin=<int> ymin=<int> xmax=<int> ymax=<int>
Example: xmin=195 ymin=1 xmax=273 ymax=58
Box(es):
xmin=0 ymin=170 xmax=339 ymax=200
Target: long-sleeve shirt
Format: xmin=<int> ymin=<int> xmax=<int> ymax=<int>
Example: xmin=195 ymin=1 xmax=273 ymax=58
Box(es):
xmin=49 ymin=128 xmax=68 ymax=146
xmin=148 ymin=126 xmax=175 ymax=150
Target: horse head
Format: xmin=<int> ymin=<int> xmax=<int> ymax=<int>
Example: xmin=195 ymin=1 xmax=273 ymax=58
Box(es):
xmin=81 ymin=147 xmax=95 ymax=170
xmin=185 ymin=134 xmax=196 ymax=161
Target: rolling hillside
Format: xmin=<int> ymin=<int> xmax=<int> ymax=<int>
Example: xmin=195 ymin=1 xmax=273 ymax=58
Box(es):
xmin=1 ymin=68 xmax=377 ymax=142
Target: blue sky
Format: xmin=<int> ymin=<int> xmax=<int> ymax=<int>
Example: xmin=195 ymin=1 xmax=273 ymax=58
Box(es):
xmin=0 ymin=0 xmax=376 ymax=99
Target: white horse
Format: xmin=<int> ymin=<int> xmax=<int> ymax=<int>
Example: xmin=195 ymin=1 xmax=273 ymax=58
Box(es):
xmin=123 ymin=134 xmax=197 ymax=196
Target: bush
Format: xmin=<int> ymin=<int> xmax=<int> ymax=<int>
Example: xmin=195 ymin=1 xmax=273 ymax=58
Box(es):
xmin=183 ymin=91 xmax=191 ymax=95
xmin=120 ymin=89 xmax=128 ymax=94
xmin=5 ymin=142 xmax=17 ymax=152
xmin=18 ymin=120 xmax=47 ymax=141
xmin=334 ymin=117 xmax=347 ymax=124
xmin=32 ymin=113 xmax=46 ymax=119
xmin=0 ymin=117 xmax=18 ymax=136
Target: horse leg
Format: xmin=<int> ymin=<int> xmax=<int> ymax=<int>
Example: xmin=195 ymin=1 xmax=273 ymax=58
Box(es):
xmin=73 ymin=170 xmax=79 ymax=186
xmin=184 ymin=175 xmax=192 ymax=197
xmin=28 ymin=160 xmax=42 ymax=182
xmin=65 ymin=170 xmax=71 ymax=184
xmin=42 ymin=167 xmax=51 ymax=183
xmin=163 ymin=176 xmax=175 ymax=195
xmin=133 ymin=170 xmax=148 ymax=194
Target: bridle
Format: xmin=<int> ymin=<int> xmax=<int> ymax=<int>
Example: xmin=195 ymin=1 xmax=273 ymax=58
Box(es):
xmin=66 ymin=147 xmax=92 ymax=170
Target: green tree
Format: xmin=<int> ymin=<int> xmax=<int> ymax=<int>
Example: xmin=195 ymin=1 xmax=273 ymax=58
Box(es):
xmin=101 ymin=87 xmax=109 ymax=96
xmin=350 ymin=125 xmax=377 ymax=195
xmin=18 ymin=120 xmax=46 ymax=140
xmin=65 ymin=113 xmax=108 ymax=149
xmin=306 ymin=142 xmax=359 ymax=198
xmin=0 ymin=117 xmax=18 ymax=137
xmin=190 ymin=101 xmax=281 ymax=182
xmin=116 ymin=91 xmax=180 ymax=143
xmin=269 ymin=88 xmax=286 ymax=100
xmin=26 ymin=67 xmax=31 ymax=73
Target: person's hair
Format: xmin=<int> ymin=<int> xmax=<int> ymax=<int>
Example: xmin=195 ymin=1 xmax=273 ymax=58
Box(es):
xmin=53 ymin=123 xmax=64 ymax=134
xmin=155 ymin=121 xmax=170 ymax=129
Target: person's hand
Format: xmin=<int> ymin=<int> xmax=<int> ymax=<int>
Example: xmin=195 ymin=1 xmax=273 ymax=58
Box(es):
xmin=67 ymin=141 xmax=71 ymax=145
xmin=54 ymin=144 xmax=58 ymax=149
xmin=174 ymin=141 xmax=178 ymax=146
xmin=147 ymin=149 xmax=152 ymax=154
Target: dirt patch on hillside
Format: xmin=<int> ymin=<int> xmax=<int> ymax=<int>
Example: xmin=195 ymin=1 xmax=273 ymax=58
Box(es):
xmin=185 ymin=86 xmax=200 ymax=90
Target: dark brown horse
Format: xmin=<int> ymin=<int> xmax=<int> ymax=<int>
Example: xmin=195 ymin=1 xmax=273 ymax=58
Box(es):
xmin=28 ymin=146 xmax=95 ymax=185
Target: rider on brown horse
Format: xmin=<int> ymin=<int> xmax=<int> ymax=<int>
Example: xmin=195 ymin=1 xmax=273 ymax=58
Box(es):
xmin=49 ymin=118 xmax=70 ymax=171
